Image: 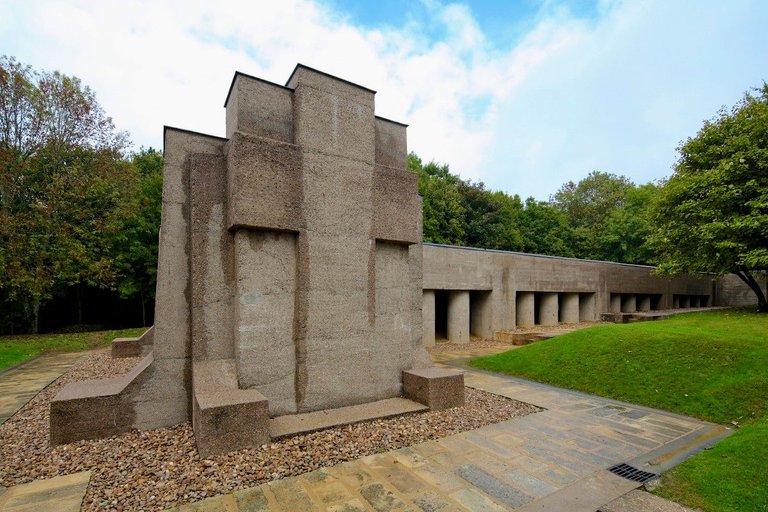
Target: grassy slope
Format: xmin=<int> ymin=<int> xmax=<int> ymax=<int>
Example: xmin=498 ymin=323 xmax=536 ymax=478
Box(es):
xmin=469 ymin=309 xmax=768 ymax=512
xmin=0 ymin=327 xmax=146 ymax=370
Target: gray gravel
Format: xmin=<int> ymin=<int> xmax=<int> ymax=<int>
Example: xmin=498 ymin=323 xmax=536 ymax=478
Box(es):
xmin=0 ymin=353 xmax=540 ymax=511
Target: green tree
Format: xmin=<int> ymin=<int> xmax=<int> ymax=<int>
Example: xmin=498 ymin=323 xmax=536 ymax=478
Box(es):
xmin=519 ymin=198 xmax=575 ymax=257
xmin=551 ymin=170 xmax=634 ymax=260
xmin=0 ymin=56 xmax=130 ymax=331
xmin=649 ymin=84 xmax=768 ymax=311
xmin=409 ymin=153 xmax=467 ymax=245
xmin=600 ymin=183 xmax=658 ymax=264
xmin=111 ymin=148 xmax=163 ymax=326
xmin=458 ymin=181 xmax=525 ymax=251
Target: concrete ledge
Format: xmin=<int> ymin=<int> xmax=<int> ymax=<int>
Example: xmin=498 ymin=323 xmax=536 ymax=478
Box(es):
xmin=50 ymin=354 xmax=154 ymax=445
xmin=269 ymin=397 xmax=428 ymax=438
xmin=111 ymin=326 xmax=154 ymax=358
xmin=403 ymin=368 xmax=465 ymax=410
xmin=192 ymin=360 xmax=270 ymax=458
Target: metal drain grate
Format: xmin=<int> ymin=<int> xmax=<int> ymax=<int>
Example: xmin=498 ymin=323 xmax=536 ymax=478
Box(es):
xmin=608 ymin=463 xmax=658 ymax=483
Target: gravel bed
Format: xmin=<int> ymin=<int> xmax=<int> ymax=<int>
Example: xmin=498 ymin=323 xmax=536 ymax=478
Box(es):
xmin=0 ymin=353 xmax=540 ymax=511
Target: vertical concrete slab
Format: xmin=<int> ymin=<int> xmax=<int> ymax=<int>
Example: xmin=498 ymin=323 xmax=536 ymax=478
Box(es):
xmin=559 ymin=293 xmax=579 ymax=324
xmin=422 ymin=290 xmax=436 ymax=347
xmin=579 ymin=293 xmax=596 ymax=321
xmin=447 ymin=291 xmax=470 ymax=344
xmin=610 ymin=294 xmax=622 ymax=313
xmin=516 ymin=292 xmax=535 ymax=328
xmin=621 ymin=294 xmax=637 ymax=313
xmin=673 ymin=295 xmax=680 ymax=308
xmin=189 ymin=154 xmax=235 ymax=362
xmin=374 ymin=241 xmax=417 ymax=397
xmin=680 ymin=295 xmax=691 ymax=308
xmin=690 ymin=295 xmax=701 ymax=308
xmin=539 ymin=292 xmax=559 ymax=326
xmin=637 ymin=295 xmax=651 ymax=312
xmin=234 ymin=231 xmax=298 ymax=416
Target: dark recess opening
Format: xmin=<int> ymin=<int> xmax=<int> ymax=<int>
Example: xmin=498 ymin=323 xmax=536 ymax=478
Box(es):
xmin=434 ymin=290 xmax=448 ymax=340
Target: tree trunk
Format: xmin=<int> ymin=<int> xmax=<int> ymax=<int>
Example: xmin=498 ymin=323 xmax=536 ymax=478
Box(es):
xmin=31 ymin=297 xmax=39 ymax=334
xmin=734 ymin=270 xmax=768 ymax=312
xmin=140 ymin=291 xmax=147 ymax=327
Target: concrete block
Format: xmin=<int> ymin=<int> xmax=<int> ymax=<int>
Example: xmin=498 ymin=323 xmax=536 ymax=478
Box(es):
xmin=516 ymin=291 xmax=535 ymax=328
xmin=225 ymin=132 xmax=302 ymax=232
xmin=372 ymin=165 xmax=420 ymax=243
xmin=470 ymin=291 xmax=493 ymax=338
xmin=193 ymin=390 xmax=270 ymax=459
xmin=539 ymin=292 xmax=559 ymax=326
xmin=447 ymin=290 xmax=470 ymax=343
xmin=559 ymin=293 xmax=579 ymax=324
xmin=193 ymin=359 xmax=270 ymax=458
xmin=637 ymin=295 xmax=651 ymax=311
xmin=289 ymin=66 xmax=375 ymax=162
xmin=375 ymin=117 xmax=407 ymax=169
xmin=225 ymin=72 xmax=293 ymax=143
xmin=690 ymin=295 xmax=701 ymax=307
xmin=111 ymin=326 xmax=153 ymax=358
xmin=403 ymin=368 xmax=465 ymax=410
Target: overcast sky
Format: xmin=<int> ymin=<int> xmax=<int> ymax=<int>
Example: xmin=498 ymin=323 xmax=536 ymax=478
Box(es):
xmin=2 ymin=0 xmax=766 ymax=199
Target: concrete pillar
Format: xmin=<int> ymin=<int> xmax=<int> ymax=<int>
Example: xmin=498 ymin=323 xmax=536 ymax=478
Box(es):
xmin=516 ymin=292 xmax=535 ymax=328
xmin=690 ymin=295 xmax=700 ymax=308
xmin=610 ymin=294 xmax=622 ymax=313
xmin=621 ymin=294 xmax=637 ymax=313
xmin=637 ymin=295 xmax=651 ymax=312
xmin=470 ymin=291 xmax=493 ymax=339
xmin=539 ymin=292 xmax=559 ymax=326
xmin=447 ymin=290 xmax=470 ymax=344
xmin=559 ymin=293 xmax=579 ymax=324
xmin=701 ymin=295 xmax=709 ymax=307
xmin=673 ymin=295 xmax=680 ymax=309
xmin=579 ymin=293 xmax=596 ymax=321
xmin=422 ymin=290 xmax=435 ymax=347
xmin=680 ymin=295 xmax=690 ymax=308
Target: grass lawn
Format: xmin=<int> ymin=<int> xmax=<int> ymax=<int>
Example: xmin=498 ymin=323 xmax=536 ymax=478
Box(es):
xmin=0 ymin=327 xmax=147 ymax=371
xmin=469 ymin=308 xmax=768 ymax=512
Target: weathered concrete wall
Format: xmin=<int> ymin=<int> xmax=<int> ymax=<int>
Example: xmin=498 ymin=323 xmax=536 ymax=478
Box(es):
xmin=422 ymin=244 xmax=759 ymax=344
xmin=50 ymin=64 xmax=450 ymax=456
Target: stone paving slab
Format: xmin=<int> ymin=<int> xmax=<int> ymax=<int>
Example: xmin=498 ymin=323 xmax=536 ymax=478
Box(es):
xmin=167 ymin=348 xmax=728 ymax=512
xmin=0 ymin=471 xmax=90 ymax=512
xmin=0 ymin=352 xmax=86 ymax=425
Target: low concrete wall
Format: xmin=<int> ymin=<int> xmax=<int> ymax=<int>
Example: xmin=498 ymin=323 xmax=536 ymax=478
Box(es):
xmin=422 ymin=244 xmax=762 ymax=344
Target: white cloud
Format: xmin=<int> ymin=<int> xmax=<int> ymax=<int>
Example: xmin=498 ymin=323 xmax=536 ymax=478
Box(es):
xmin=1 ymin=0 xmax=766 ymax=199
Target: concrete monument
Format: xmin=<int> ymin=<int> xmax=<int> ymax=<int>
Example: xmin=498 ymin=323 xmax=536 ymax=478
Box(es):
xmin=50 ymin=65 xmax=464 ymax=457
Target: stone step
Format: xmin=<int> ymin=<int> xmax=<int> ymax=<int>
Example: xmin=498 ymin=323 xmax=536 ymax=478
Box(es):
xmin=269 ymin=397 xmax=428 ymax=438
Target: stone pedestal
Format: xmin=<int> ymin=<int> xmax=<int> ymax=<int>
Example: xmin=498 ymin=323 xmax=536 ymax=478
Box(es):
xmin=403 ymin=368 xmax=465 ymax=410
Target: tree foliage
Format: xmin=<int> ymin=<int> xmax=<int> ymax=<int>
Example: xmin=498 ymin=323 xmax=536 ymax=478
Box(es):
xmin=650 ymin=84 xmax=768 ymax=311
xmin=0 ymin=56 xmax=136 ymax=331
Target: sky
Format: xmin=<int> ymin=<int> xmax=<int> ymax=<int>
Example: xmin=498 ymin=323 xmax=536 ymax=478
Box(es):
xmin=1 ymin=0 xmax=766 ymax=200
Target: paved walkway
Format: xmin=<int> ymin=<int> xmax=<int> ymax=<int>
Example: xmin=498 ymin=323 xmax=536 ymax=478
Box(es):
xmin=168 ymin=346 xmax=729 ymax=512
xmin=0 ymin=472 xmax=90 ymax=512
xmin=0 ymin=352 xmax=87 ymax=425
